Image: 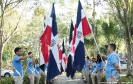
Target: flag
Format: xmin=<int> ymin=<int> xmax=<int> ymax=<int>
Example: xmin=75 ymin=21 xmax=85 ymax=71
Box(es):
xmin=46 ymin=3 xmax=60 ymax=80
xmin=66 ymin=20 xmax=74 ymax=77
xmin=59 ymin=40 xmax=67 ymax=74
xmin=61 ymin=39 xmax=67 ymax=72
xmin=58 ymin=44 xmax=62 ymax=63
xmin=39 ymin=50 xmax=45 ymax=71
xmin=39 ymin=43 xmax=49 ymax=71
xmin=39 ymin=15 xmax=50 ymax=71
xmin=73 ymin=0 xmax=92 ymax=72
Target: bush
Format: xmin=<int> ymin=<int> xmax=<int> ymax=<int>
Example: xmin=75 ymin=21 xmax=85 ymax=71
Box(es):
xmin=0 ymin=77 xmax=14 ymax=84
xmin=101 ymin=75 xmax=133 ymax=83
xmin=0 ymin=74 xmax=45 ymax=84
xmin=89 ymin=75 xmax=133 ymax=84
xmin=119 ymin=76 xmax=133 ymax=83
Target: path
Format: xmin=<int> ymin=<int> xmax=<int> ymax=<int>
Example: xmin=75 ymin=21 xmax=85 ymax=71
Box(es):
xmin=52 ymin=72 xmax=127 ymax=84
xmin=53 ymin=73 xmax=85 ymax=84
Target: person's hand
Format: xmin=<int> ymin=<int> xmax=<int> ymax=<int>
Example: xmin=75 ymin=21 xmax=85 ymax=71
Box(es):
xmin=116 ymin=68 xmax=121 ymax=74
xmin=96 ymin=70 xmax=98 ymax=73
xmin=35 ymin=59 xmax=38 ymax=63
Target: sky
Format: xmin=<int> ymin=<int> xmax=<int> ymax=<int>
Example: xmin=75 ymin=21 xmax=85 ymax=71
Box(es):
xmin=16 ymin=0 xmax=108 ymax=22
xmin=40 ymin=0 xmax=108 ymax=23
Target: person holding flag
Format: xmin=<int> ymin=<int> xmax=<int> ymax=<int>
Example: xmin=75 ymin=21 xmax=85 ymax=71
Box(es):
xmin=12 ymin=47 xmax=33 ymax=84
xmin=82 ymin=56 xmax=91 ymax=84
xmin=27 ymin=52 xmax=36 ymax=84
xmin=91 ymin=58 xmax=97 ymax=84
xmin=104 ymin=43 xmax=120 ymax=84
xmin=35 ymin=59 xmax=41 ymax=84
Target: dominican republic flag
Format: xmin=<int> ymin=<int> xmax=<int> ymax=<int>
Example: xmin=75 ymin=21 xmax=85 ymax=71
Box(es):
xmin=39 ymin=15 xmax=50 ymax=71
xmin=66 ymin=20 xmax=74 ymax=77
xmin=39 ymin=43 xmax=49 ymax=71
xmin=73 ymin=0 xmax=92 ymax=72
xmin=58 ymin=44 xmax=62 ymax=64
xmin=44 ymin=3 xmax=60 ymax=80
xmin=61 ymin=39 xmax=67 ymax=73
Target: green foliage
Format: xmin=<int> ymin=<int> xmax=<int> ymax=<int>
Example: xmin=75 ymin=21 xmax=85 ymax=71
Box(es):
xmin=34 ymin=7 xmax=45 ymax=17
xmin=0 ymin=74 xmax=45 ymax=84
xmin=0 ymin=77 xmax=14 ymax=84
xmin=89 ymin=75 xmax=133 ymax=83
xmin=101 ymin=19 xmax=119 ymax=43
xmin=99 ymin=45 xmax=108 ymax=55
xmin=119 ymin=76 xmax=133 ymax=83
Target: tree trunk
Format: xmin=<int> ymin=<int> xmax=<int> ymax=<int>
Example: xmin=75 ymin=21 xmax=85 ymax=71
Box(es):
xmin=0 ymin=47 xmax=4 ymax=79
xmin=125 ymin=27 xmax=132 ymax=76
xmin=0 ymin=0 xmax=4 ymax=79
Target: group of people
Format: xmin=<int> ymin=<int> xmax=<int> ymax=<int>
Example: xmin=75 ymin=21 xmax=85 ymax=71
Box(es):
xmin=12 ymin=43 xmax=120 ymax=84
xmin=82 ymin=43 xmax=120 ymax=84
xmin=12 ymin=47 xmax=41 ymax=84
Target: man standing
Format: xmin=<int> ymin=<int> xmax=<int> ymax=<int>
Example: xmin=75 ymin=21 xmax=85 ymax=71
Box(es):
xmin=82 ymin=56 xmax=91 ymax=84
xmin=27 ymin=52 xmax=36 ymax=84
xmin=106 ymin=43 xmax=120 ymax=84
xmin=91 ymin=58 xmax=97 ymax=84
xmin=12 ymin=47 xmax=33 ymax=84
xmin=35 ymin=59 xmax=41 ymax=84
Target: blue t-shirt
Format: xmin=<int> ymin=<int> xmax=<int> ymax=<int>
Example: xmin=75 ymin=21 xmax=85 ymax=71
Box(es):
xmin=35 ymin=64 xmax=40 ymax=74
xmin=12 ymin=55 xmax=23 ymax=76
xmin=106 ymin=52 xmax=119 ymax=79
xmin=82 ymin=60 xmax=90 ymax=71
xmin=27 ymin=58 xmax=35 ymax=74
xmin=91 ymin=62 xmax=97 ymax=72
xmin=95 ymin=61 xmax=105 ymax=72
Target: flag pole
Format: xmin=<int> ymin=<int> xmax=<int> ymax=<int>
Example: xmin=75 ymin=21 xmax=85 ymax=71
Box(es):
xmin=91 ymin=29 xmax=100 ymax=53
xmin=82 ymin=5 xmax=100 ymax=54
xmin=84 ymin=46 xmax=89 ymax=56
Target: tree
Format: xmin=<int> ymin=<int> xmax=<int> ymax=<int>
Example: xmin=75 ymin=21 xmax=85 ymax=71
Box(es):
xmin=102 ymin=19 xmax=119 ymax=43
xmin=0 ymin=0 xmax=27 ymax=78
xmin=105 ymin=0 xmax=133 ymax=76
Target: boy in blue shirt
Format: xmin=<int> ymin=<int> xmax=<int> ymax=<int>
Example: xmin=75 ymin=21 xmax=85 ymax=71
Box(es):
xmin=82 ymin=56 xmax=91 ymax=84
xmin=91 ymin=58 xmax=97 ymax=84
xmin=35 ymin=59 xmax=41 ymax=84
xmin=95 ymin=54 xmax=105 ymax=84
xmin=105 ymin=43 xmax=120 ymax=84
xmin=12 ymin=47 xmax=33 ymax=84
xmin=27 ymin=52 xmax=36 ymax=84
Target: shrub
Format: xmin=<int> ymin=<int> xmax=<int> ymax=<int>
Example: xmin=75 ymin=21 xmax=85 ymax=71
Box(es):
xmin=0 ymin=74 xmax=45 ymax=84
xmin=119 ymin=76 xmax=133 ymax=83
xmin=0 ymin=77 xmax=14 ymax=84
